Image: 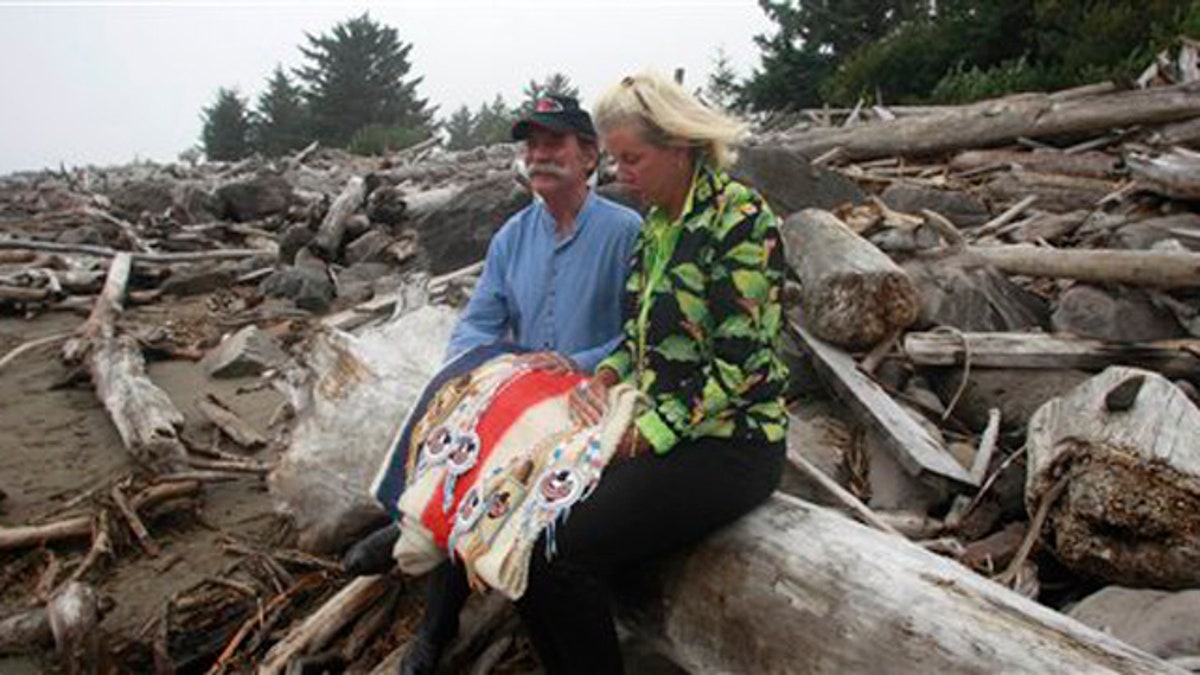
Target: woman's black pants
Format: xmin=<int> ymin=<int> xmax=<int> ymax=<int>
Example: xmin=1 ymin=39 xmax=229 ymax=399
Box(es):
xmin=515 ymin=435 xmax=784 ymax=674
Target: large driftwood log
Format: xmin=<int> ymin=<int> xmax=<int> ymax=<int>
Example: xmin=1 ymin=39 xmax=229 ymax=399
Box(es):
xmin=963 ymin=245 xmax=1200 ymax=288
xmin=0 ymin=237 xmax=264 ymax=263
xmin=1128 ymin=148 xmax=1200 ymax=200
xmin=904 ymin=332 xmax=1200 ymax=382
xmin=982 ymin=169 xmax=1117 ymax=213
xmin=1025 ymin=366 xmax=1200 ymax=588
xmin=620 ymin=493 xmax=1178 ymax=674
xmin=310 ymin=176 xmax=366 ymax=260
xmin=783 ymin=209 xmax=919 ymax=348
xmin=793 ymin=324 xmax=976 ymax=491
xmin=949 ymin=148 xmax=1121 ymax=179
xmin=782 ymin=81 xmax=1200 ymax=161
xmin=60 ymin=254 xmax=187 ymax=471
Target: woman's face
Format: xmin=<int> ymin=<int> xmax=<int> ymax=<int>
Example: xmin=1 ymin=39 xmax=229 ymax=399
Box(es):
xmin=602 ymin=124 xmax=691 ymax=209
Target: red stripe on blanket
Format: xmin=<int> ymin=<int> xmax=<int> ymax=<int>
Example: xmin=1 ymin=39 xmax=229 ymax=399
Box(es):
xmin=420 ymin=369 xmax=585 ymax=547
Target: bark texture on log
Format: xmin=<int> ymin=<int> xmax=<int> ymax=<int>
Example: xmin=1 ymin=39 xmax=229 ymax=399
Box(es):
xmin=620 ymin=494 xmax=1178 ymax=674
xmin=781 ymin=81 xmax=1200 ymax=162
xmin=783 ymin=209 xmax=919 ymax=348
xmin=1026 ymin=366 xmax=1200 ymax=588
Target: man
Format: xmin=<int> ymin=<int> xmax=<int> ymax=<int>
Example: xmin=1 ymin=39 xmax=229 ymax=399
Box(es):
xmin=445 ymin=94 xmax=640 ymax=373
xmin=344 ymin=94 xmax=641 ymax=675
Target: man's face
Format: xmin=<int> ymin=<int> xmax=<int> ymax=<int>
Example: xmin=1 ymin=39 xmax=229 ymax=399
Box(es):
xmin=523 ymin=126 xmax=594 ymax=197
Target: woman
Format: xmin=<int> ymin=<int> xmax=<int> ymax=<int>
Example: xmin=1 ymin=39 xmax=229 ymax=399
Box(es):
xmin=518 ymin=71 xmax=791 ymax=673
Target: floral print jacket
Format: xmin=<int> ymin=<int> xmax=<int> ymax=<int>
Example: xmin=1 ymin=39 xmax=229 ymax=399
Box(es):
xmin=598 ymin=164 xmax=789 ymax=455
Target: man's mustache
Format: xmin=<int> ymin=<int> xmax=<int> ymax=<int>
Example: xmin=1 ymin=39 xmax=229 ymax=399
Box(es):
xmin=527 ymin=162 xmax=569 ymax=178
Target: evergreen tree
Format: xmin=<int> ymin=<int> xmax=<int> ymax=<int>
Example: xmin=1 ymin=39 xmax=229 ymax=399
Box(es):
xmin=253 ymin=65 xmax=310 ymax=157
xmin=295 ymin=13 xmax=434 ymax=148
xmin=200 ymin=87 xmax=253 ymax=161
xmin=473 ymin=95 xmax=515 ymax=146
xmin=704 ymin=47 xmax=741 ymax=110
xmin=742 ymin=0 xmax=927 ymax=111
xmin=444 ymin=95 xmax=514 ymax=151
xmin=518 ymin=73 xmax=581 ymax=116
xmin=444 ymin=104 xmax=476 ymax=150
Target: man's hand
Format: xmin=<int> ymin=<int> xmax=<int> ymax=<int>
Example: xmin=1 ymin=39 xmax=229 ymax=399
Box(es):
xmin=513 ymin=351 xmax=578 ymax=375
xmin=568 ymin=368 xmax=619 ymax=426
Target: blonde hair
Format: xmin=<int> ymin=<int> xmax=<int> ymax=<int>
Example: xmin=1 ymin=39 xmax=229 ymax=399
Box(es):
xmin=593 ymin=70 xmax=746 ymax=170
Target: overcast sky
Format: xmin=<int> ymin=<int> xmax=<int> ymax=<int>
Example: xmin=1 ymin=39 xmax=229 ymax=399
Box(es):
xmin=0 ymin=0 xmax=773 ymax=174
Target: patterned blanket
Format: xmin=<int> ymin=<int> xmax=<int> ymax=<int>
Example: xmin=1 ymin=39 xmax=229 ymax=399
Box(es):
xmin=370 ymin=348 xmax=638 ymax=599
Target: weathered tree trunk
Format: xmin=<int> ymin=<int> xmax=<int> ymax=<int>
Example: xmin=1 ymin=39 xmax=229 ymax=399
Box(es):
xmin=1025 ymin=366 xmax=1200 ymax=589
xmin=619 ymin=493 xmax=1179 ymax=674
xmin=783 ymin=209 xmax=919 ymax=348
xmin=983 ymin=169 xmax=1118 ymax=212
xmin=949 ymin=148 xmax=1122 ymax=179
xmin=310 ymin=176 xmax=366 ymax=260
xmin=57 ymin=254 xmax=187 ymax=471
xmin=782 ymin=81 xmax=1200 ymax=161
xmin=904 ymin=332 xmax=1200 ymax=382
xmin=0 ymin=238 xmax=263 ymax=263
xmin=1128 ymin=148 xmax=1200 ymax=200
xmin=964 ymin=245 xmax=1200 ymax=288
xmin=89 ymin=334 xmax=188 ymax=471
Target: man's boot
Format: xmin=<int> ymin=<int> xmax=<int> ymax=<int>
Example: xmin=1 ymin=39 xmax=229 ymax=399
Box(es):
xmin=342 ymin=522 xmax=401 ymax=576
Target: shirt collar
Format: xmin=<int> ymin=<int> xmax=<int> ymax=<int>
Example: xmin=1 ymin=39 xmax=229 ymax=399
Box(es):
xmin=540 ymin=188 xmax=598 ymax=248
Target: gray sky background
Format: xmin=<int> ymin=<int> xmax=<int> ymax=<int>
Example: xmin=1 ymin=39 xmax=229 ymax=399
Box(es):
xmin=0 ymin=0 xmax=773 ymax=175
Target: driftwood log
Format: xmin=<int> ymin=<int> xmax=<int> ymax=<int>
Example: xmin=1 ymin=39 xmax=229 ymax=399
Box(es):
xmin=1128 ymin=147 xmax=1200 ymax=200
xmin=311 ymin=176 xmax=367 ymax=260
xmin=0 ymin=480 xmax=201 ymax=551
xmin=949 ymin=148 xmax=1121 ymax=179
xmin=904 ymin=332 xmax=1200 ymax=382
xmin=257 ymin=574 xmax=388 ymax=675
xmin=0 ymin=237 xmax=264 ymax=263
xmin=783 ymin=209 xmax=919 ymax=348
xmin=1025 ymin=366 xmax=1200 ymax=588
xmin=0 ymin=582 xmax=101 ymax=670
xmin=965 ymin=245 xmax=1200 ymax=289
xmin=781 ymin=81 xmax=1200 ymax=161
xmin=59 ymin=254 xmax=187 ymax=471
xmin=619 ymin=493 xmax=1179 ymax=674
xmin=792 ymin=323 xmax=976 ymax=491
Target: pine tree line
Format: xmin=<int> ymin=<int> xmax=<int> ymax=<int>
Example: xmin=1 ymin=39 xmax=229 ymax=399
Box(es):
xmin=200 ymin=13 xmax=432 ymax=162
xmin=199 ymin=12 xmax=582 ymax=162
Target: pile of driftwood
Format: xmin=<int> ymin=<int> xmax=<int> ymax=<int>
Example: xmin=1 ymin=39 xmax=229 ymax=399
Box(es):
xmin=3 ymin=47 xmax=1200 ymax=672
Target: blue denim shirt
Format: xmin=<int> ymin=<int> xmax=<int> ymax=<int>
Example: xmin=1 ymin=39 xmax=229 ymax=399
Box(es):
xmin=445 ymin=191 xmax=641 ymax=372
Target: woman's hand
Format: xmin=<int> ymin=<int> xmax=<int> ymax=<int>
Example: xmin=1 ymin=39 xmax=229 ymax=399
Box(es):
xmin=613 ymin=424 xmax=650 ymax=462
xmin=514 ymin=351 xmax=578 ymax=374
xmin=568 ymin=368 xmax=619 ymax=426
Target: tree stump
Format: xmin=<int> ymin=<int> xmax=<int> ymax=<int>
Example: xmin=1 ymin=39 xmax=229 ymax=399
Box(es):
xmin=1026 ymin=366 xmax=1200 ymax=588
xmin=783 ymin=209 xmax=919 ymax=348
